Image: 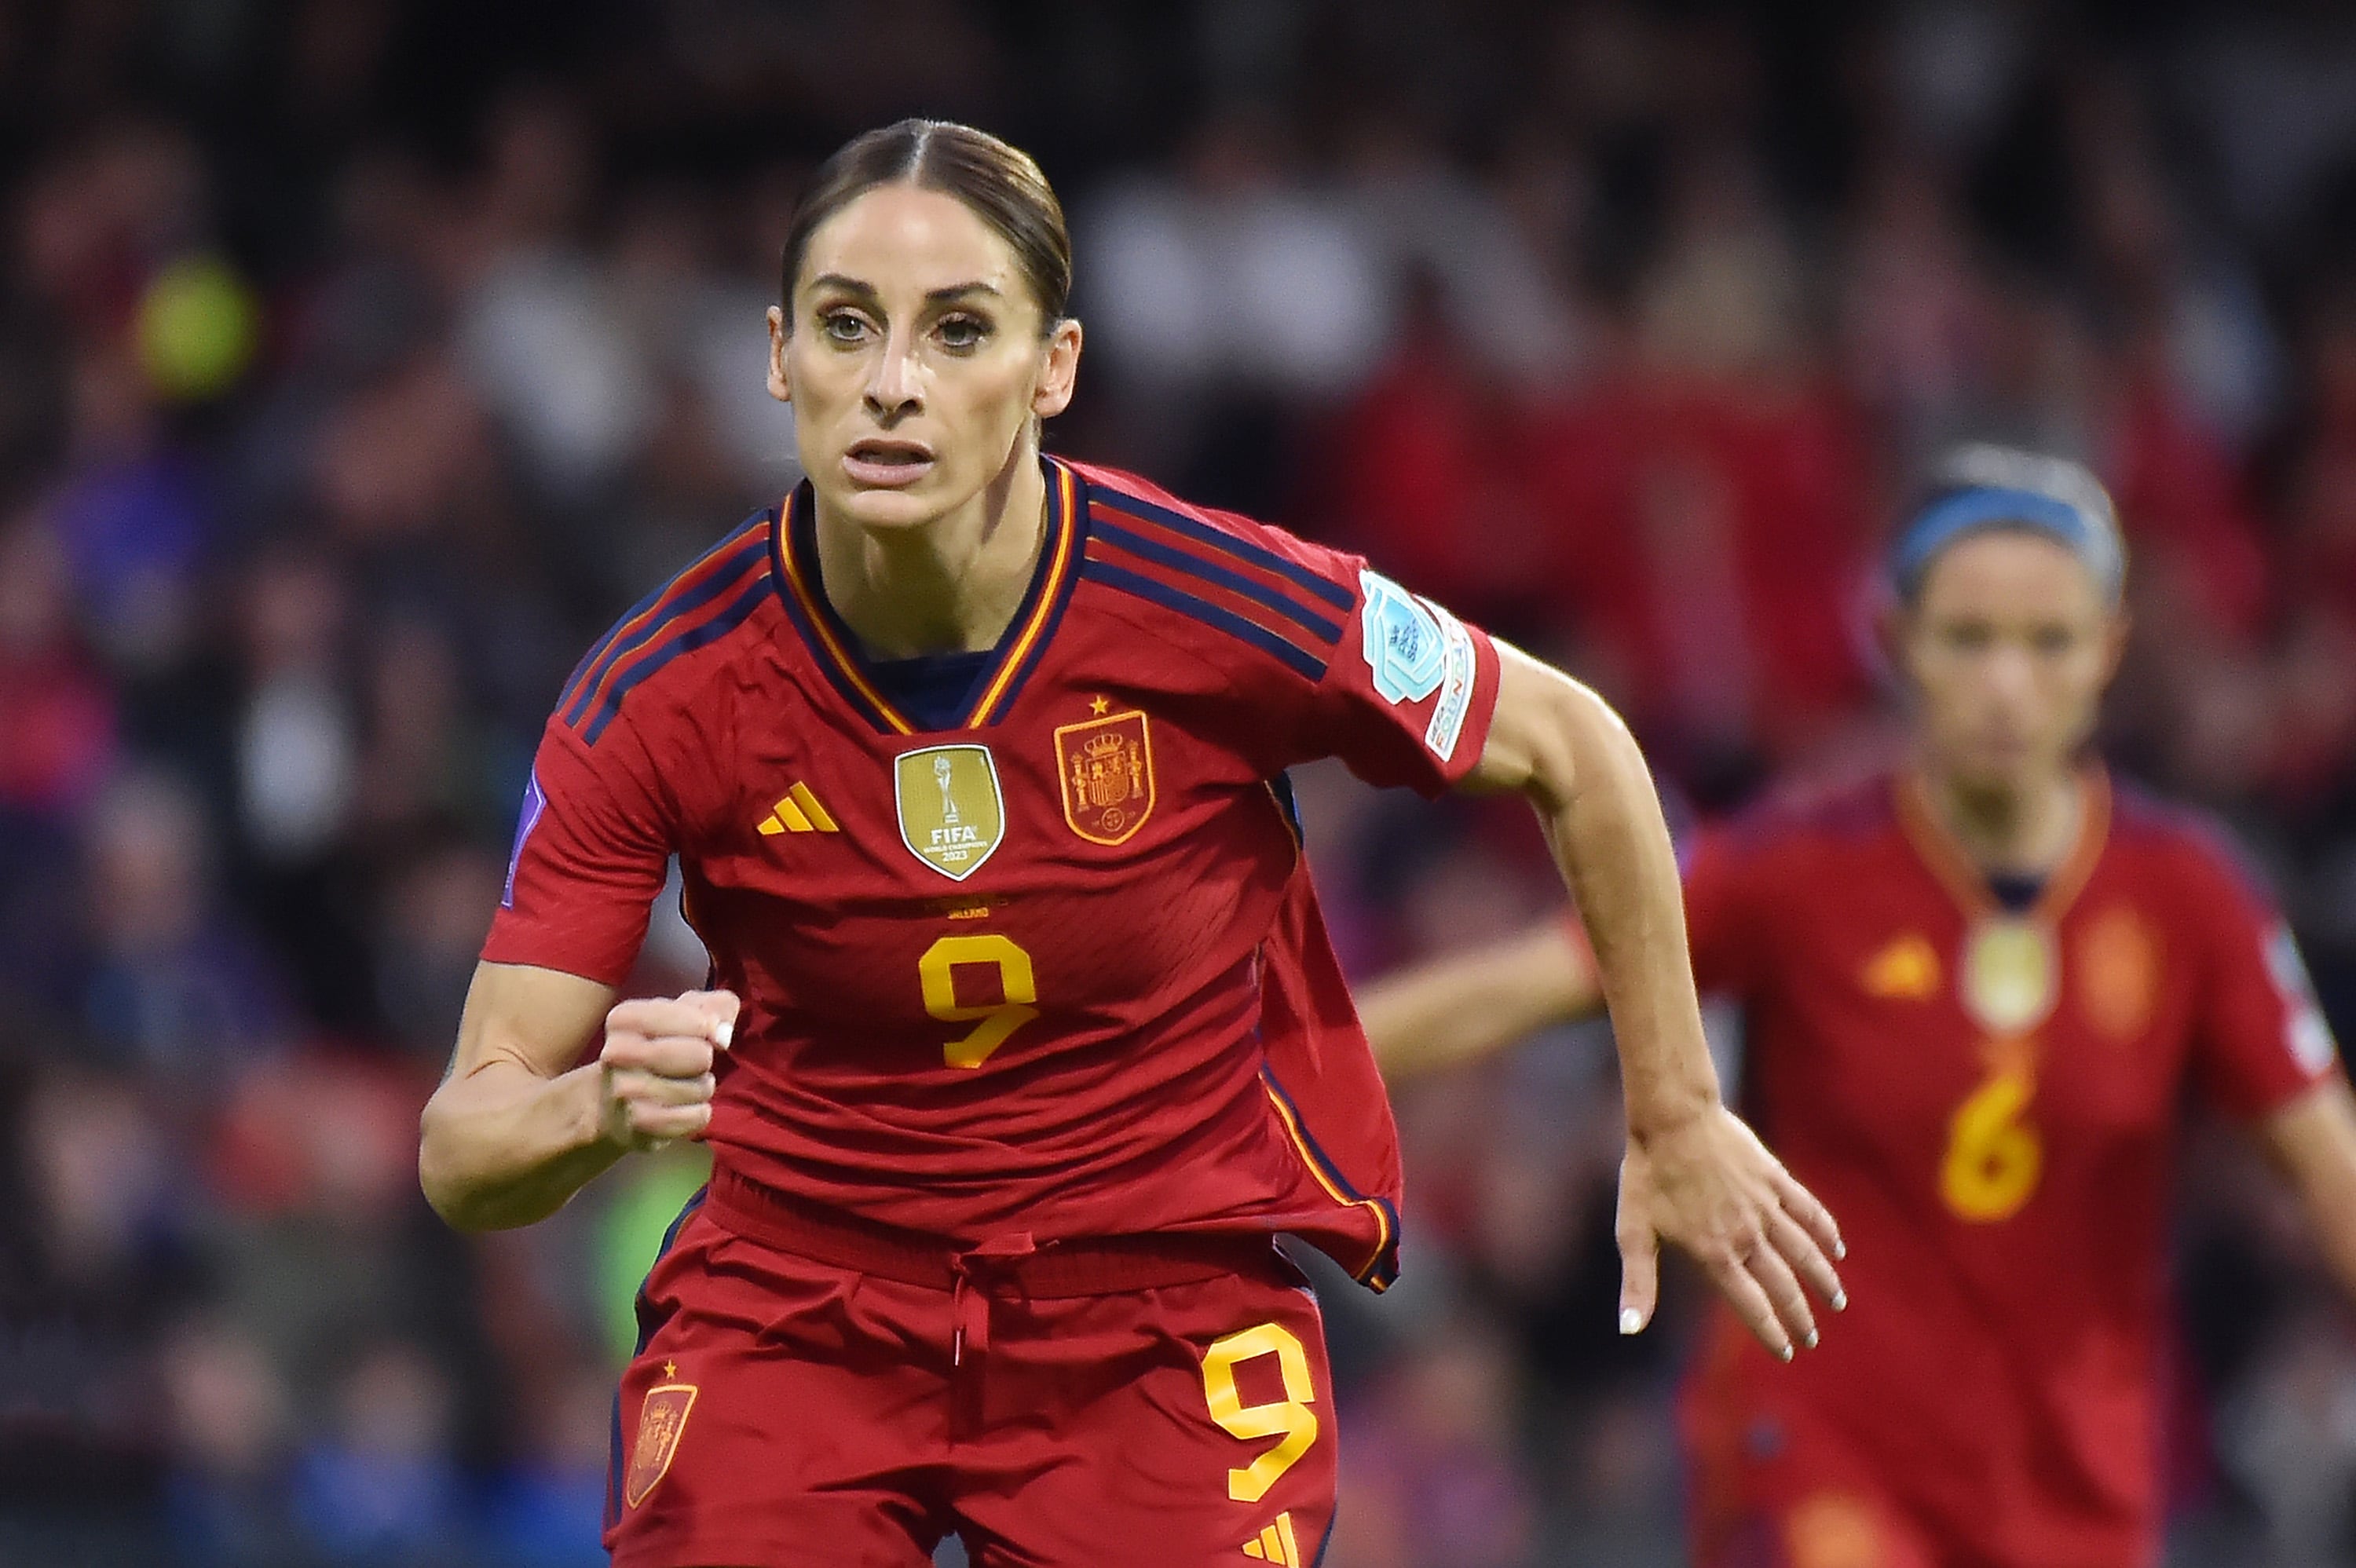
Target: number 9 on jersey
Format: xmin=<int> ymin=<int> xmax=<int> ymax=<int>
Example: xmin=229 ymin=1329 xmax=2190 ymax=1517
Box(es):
xmin=919 ymin=934 xmax=1041 ymax=1069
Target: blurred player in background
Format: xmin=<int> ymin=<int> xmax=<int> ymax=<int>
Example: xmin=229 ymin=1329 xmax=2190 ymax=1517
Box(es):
xmin=415 ymin=119 xmax=1842 ymax=1566
xmin=1359 ymin=445 xmax=2356 ymax=1568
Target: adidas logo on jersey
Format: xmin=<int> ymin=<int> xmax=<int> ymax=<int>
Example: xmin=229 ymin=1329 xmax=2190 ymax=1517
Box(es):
xmin=1242 ymin=1511 xmax=1304 ymax=1563
xmin=757 ymin=782 xmax=840 ymax=835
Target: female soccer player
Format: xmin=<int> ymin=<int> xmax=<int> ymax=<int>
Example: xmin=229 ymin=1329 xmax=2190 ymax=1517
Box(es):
xmin=415 ymin=120 xmax=1842 ymax=1566
xmin=1359 ymin=445 xmax=2356 ymax=1568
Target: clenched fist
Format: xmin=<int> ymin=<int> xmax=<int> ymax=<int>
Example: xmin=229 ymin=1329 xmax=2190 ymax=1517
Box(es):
xmin=598 ymin=989 xmax=741 ymax=1151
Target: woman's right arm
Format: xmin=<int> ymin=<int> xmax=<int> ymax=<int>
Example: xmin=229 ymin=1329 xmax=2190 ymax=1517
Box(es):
xmin=419 ymin=961 xmax=738 ymax=1232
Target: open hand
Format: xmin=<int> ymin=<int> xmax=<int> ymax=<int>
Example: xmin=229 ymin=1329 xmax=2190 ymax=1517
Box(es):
xmin=598 ymin=989 xmax=741 ymax=1152
xmin=1615 ymin=1104 xmax=1846 ymax=1359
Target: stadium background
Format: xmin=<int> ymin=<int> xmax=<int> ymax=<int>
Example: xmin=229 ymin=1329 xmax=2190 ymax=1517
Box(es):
xmin=5 ymin=1 xmax=2356 ymax=1563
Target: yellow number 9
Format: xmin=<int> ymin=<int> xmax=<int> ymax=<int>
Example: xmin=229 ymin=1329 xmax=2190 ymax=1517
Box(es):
xmin=1202 ymin=1322 xmax=1319 ymax=1504
xmin=1940 ymin=1067 xmax=2041 ymax=1223
xmin=918 ymin=934 xmax=1040 ymax=1069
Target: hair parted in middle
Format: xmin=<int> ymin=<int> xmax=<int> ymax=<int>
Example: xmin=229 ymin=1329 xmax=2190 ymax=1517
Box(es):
xmin=779 ymin=119 xmax=1072 ymax=336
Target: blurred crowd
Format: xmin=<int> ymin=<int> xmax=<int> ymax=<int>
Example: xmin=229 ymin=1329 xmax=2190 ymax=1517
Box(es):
xmin=7 ymin=2 xmax=2356 ymax=1564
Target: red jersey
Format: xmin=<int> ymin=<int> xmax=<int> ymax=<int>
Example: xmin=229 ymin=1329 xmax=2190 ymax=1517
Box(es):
xmin=1678 ymin=769 xmax=2338 ymax=1566
xmin=484 ymin=456 xmax=1500 ymax=1288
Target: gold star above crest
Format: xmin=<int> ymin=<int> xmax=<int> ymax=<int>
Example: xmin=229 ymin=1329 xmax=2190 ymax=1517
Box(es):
xmin=1089 ymin=695 xmax=1111 ymax=715
xmin=664 ymin=1360 xmax=678 ymax=1379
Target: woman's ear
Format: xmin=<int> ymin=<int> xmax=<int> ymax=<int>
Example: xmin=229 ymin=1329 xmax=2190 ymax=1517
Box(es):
xmin=1031 ymin=317 xmax=1083 ymax=420
xmin=766 ymin=305 xmax=792 ymax=404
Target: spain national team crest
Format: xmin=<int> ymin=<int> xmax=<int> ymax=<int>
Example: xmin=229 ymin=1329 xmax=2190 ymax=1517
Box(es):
xmin=2076 ymin=906 xmax=2158 ymax=1042
xmin=1053 ymin=709 xmax=1155 ymax=846
xmin=624 ymin=1377 xmax=697 ymax=1509
xmin=894 ymin=744 xmax=1006 ymax=880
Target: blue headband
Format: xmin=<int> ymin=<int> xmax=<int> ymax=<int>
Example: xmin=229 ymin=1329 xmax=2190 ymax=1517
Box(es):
xmin=1888 ymin=484 xmax=2124 ymax=603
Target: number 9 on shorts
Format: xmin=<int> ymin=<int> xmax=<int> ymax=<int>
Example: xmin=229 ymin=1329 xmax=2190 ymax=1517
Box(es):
xmin=1202 ymin=1321 xmax=1321 ymax=1504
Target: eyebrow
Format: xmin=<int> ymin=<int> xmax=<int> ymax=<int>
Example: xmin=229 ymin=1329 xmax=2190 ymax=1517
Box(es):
xmin=807 ymin=274 xmax=1006 ymax=307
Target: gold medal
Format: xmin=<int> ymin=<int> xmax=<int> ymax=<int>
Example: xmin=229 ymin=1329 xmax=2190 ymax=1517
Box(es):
xmin=1959 ymin=917 xmax=2058 ymax=1037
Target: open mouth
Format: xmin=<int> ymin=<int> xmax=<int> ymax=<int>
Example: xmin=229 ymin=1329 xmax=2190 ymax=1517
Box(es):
xmin=842 ymin=439 xmax=938 ymax=488
xmin=847 ymin=439 xmax=935 ymax=467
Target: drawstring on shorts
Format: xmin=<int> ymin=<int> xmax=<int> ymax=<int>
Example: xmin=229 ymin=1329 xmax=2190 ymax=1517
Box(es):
xmin=699 ymin=1165 xmax=1273 ymax=1437
xmin=949 ymin=1234 xmax=1038 ymax=1435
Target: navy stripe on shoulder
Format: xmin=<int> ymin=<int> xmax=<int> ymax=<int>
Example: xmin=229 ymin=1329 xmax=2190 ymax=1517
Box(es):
xmin=580 ymin=572 xmax=769 ymax=744
xmin=1082 ymin=558 xmax=1327 ymax=681
xmin=1085 ymin=482 xmax=1355 ymax=612
xmin=558 ymin=578 xmax=666 ymax=720
xmin=1092 ymin=518 xmax=1346 ymax=647
xmin=560 ymin=514 xmax=770 ymax=728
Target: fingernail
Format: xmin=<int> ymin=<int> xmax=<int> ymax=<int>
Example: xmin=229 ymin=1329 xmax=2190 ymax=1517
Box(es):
xmin=1832 ymin=1289 xmax=1848 ymax=1312
xmin=714 ymin=1018 xmax=734 ymax=1050
xmin=1804 ymin=1330 xmax=1819 ymax=1351
xmin=1835 ymin=1240 xmax=1847 ymax=1260
xmin=1779 ymin=1344 xmax=1794 ymax=1363
xmin=1619 ymin=1308 xmax=1642 ymax=1336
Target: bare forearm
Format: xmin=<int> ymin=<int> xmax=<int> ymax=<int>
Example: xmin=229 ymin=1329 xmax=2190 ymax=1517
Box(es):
xmin=1469 ymin=648 xmax=1719 ymax=1135
xmin=421 ymin=963 xmax=732 ymax=1231
xmin=2268 ymin=1080 xmax=2356 ymax=1301
xmin=1539 ymin=708 xmax=1719 ymax=1133
xmin=1359 ymin=923 xmax=1600 ymax=1083
xmin=2307 ymin=1186 xmax=2356 ymax=1303
xmin=419 ymin=1059 xmax=624 ymax=1230
xmin=1460 ymin=645 xmax=1842 ymax=1355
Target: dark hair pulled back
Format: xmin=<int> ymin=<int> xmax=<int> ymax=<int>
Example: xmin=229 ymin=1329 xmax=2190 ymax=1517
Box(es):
xmin=780 ymin=119 xmax=1071 ymax=335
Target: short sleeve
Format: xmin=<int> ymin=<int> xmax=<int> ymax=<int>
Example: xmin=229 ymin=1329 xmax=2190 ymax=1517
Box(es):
xmin=1075 ymin=471 xmax=1502 ymax=792
xmin=480 ymin=713 xmax=678 ymax=987
xmin=1318 ymin=568 xmax=1502 ymax=793
xmin=1258 ymin=542 xmax=1502 ymax=795
xmin=1680 ymin=827 xmax=1768 ymax=1003
xmin=2185 ymin=846 xmax=2340 ymax=1121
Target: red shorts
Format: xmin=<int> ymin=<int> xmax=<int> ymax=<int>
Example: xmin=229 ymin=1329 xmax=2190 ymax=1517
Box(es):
xmin=605 ymin=1169 xmax=1337 ymax=1566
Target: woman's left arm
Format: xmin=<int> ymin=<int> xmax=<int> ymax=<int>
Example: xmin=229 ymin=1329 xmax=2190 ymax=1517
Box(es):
xmin=2258 ymin=1078 xmax=2356 ymax=1299
xmin=1465 ymin=641 xmax=1846 ymax=1356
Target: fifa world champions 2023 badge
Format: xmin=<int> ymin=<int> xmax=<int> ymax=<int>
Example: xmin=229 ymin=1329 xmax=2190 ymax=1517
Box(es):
xmin=624 ymin=1365 xmax=697 ymax=1509
xmin=1053 ymin=706 xmax=1155 ymax=846
xmin=894 ymin=744 xmax=1007 ymax=881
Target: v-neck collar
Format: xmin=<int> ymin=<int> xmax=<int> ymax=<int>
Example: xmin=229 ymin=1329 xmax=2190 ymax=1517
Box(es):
xmin=768 ymin=455 xmax=1086 ymax=736
xmin=1893 ymin=766 xmax=2112 ymax=925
